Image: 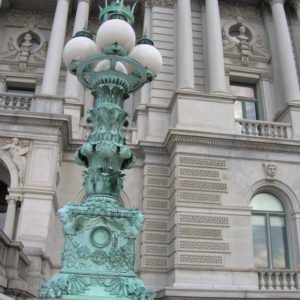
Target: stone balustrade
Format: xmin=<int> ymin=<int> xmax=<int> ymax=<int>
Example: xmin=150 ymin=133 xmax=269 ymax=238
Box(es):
xmin=81 ymin=123 xmax=137 ymax=144
xmin=123 ymin=127 xmax=137 ymax=144
xmin=0 ymin=93 xmax=32 ymax=111
xmin=0 ymin=229 xmax=31 ymax=297
xmin=236 ymin=119 xmax=293 ymax=139
xmin=258 ymin=269 xmax=299 ymax=290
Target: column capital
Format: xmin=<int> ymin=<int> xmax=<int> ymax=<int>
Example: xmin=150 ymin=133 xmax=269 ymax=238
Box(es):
xmin=5 ymin=195 xmax=18 ymax=204
xmin=266 ymin=0 xmax=285 ymax=7
xmin=77 ymin=0 xmax=91 ymax=4
xmin=291 ymin=0 xmax=300 ymax=9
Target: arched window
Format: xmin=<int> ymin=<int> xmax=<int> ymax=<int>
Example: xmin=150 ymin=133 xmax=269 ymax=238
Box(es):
xmin=0 ymin=160 xmax=10 ymax=231
xmin=250 ymin=193 xmax=289 ymax=269
xmin=0 ymin=181 xmax=8 ymax=229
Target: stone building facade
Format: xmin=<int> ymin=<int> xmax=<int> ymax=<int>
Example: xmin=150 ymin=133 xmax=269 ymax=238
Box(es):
xmin=0 ymin=0 xmax=300 ymax=299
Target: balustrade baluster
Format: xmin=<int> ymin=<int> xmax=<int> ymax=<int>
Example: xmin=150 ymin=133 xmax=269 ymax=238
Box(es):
xmin=5 ymin=96 xmax=10 ymax=109
xmin=282 ymin=272 xmax=288 ymax=290
xmin=274 ymin=272 xmax=280 ymax=290
xmin=240 ymin=122 xmax=246 ymax=134
xmin=263 ymin=272 xmax=269 ymax=290
xmin=276 ymin=126 xmax=281 ymax=138
xmin=254 ymin=123 xmax=259 ymax=136
xmin=267 ymin=272 xmax=272 ymax=290
xmin=258 ymin=272 xmax=263 ymax=289
xmin=290 ymin=272 xmax=296 ymax=290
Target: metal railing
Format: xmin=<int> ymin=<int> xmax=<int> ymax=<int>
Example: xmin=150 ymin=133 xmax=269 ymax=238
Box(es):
xmin=236 ymin=119 xmax=293 ymax=139
xmin=258 ymin=269 xmax=299 ymax=290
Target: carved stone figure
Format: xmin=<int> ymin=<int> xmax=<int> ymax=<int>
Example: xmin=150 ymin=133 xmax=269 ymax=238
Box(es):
xmin=19 ymin=33 xmax=32 ymax=71
xmin=237 ymin=25 xmax=251 ymax=65
xmin=263 ymin=162 xmax=277 ymax=179
xmin=1 ymin=138 xmax=29 ymax=186
xmin=222 ymin=22 xmax=270 ymax=67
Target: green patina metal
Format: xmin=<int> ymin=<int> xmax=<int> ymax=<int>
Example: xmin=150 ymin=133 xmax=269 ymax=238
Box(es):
xmin=99 ymin=0 xmax=136 ymax=25
xmin=39 ymin=2 xmax=154 ymax=299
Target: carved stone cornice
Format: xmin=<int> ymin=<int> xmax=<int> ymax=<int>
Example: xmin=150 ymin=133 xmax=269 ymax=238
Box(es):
xmin=144 ymin=0 xmax=175 ymax=8
xmin=0 ymin=110 xmax=71 ymax=150
xmin=164 ymin=129 xmax=300 ymax=155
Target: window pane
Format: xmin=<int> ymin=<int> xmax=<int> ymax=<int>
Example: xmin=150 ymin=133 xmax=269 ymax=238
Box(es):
xmin=250 ymin=193 xmax=284 ymax=212
xmin=252 ymin=215 xmax=268 ymax=268
xmin=270 ymin=216 xmax=288 ymax=268
xmin=6 ymin=86 xmax=35 ymax=95
xmin=230 ymin=84 xmax=256 ymax=98
xmin=245 ymin=101 xmax=257 ymax=120
xmin=234 ymin=101 xmax=243 ymax=118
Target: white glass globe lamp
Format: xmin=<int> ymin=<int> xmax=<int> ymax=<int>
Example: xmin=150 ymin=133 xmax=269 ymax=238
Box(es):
xmin=129 ymin=36 xmax=162 ymax=76
xmin=96 ymin=19 xmax=136 ymax=53
xmin=63 ymin=29 xmax=97 ymax=67
xmin=94 ymin=59 xmax=128 ymax=74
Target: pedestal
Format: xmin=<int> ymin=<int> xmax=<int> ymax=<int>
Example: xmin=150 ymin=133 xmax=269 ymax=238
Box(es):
xmin=39 ymin=196 xmax=152 ymax=299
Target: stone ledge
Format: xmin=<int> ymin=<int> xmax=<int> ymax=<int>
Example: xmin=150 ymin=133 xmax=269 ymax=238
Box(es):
xmin=155 ymin=288 xmax=300 ymax=299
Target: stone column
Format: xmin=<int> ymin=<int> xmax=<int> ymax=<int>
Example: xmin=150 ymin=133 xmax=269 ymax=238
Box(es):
xmin=205 ymin=0 xmax=227 ymax=94
xmin=41 ymin=0 xmax=70 ymax=95
xmin=176 ymin=0 xmax=194 ymax=90
xmin=4 ymin=196 xmax=17 ymax=239
xmin=268 ymin=0 xmax=300 ymax=102
xmin=64 ymin=0 xmax=91 ymax=139
xmin=64 ymin=0 xmax=91 ymax=103
xmin=140 ymin=5 xmax=152 ymax=105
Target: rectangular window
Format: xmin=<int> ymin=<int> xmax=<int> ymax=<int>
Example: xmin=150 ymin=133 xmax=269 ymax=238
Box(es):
xmin=6 ymin=85 xmax=35 ymax=95
xmin=230 ymin=82 xmax=259 ymax=120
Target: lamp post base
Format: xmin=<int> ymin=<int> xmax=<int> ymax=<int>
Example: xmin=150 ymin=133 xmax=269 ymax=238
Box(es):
xmin=39 ymin=198 xmax=153 ymax=300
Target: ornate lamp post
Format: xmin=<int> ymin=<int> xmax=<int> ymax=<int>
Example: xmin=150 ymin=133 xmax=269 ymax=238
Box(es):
xmin=39 ymin=1 xmax=162 ymax=299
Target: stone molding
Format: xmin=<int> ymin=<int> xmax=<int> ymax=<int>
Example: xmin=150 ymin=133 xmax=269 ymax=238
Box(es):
xmin=3 ymin=9 xmax=54 ymax=30
xmin=219 ymin=2 xmax=261 ymax=22
xmin=1 ymin=112 xmax=300 ymax=159
xmin=164 ymin=129 xmax=300 ymax=154
xmin=0 ymin=110 xmax=71 ymax=149
xmin=144 ymin=0 xmax=175 ymax=8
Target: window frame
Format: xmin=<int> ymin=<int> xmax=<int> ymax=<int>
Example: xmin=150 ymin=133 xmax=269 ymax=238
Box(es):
xmin=252 ymin=210 xmax=289 ymax=269
xmin=251 ymin=193 xmax=290 ymax=270
xmin=230 ymin=81 xmax=260 ymax=120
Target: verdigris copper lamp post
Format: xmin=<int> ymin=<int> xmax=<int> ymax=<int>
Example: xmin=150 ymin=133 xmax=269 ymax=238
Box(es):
xmin=39 ymin=1 xmax=162 ymax=299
